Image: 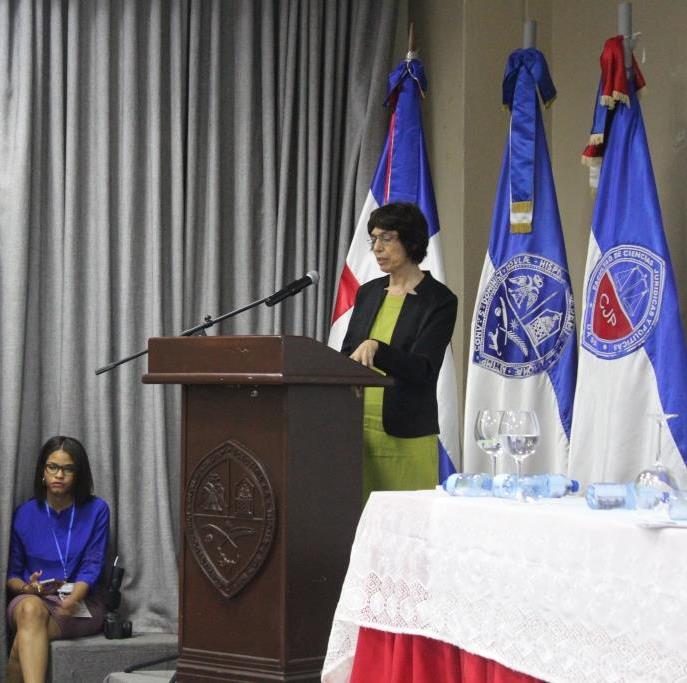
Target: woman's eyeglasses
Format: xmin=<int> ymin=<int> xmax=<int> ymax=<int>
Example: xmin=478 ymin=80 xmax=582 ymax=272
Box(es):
xmin=368 ymin=233 xmax=398 ymax=249
xmin=45 ymin=462 xmax=77 ymax=476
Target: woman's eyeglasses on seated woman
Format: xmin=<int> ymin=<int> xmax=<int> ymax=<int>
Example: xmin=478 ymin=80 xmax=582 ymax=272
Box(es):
xmin=45 ymin=463 xmax=77 ymax=476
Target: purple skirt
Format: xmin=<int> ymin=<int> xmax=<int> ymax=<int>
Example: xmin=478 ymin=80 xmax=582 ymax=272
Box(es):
xmin=7 ymin=593 xmax=106 ymax=639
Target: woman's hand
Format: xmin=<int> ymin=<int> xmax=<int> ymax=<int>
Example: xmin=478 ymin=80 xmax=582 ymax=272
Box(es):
xmin=57 ymin=595 xmax=79 ymax=616
xmin=56 ymin=581 xmax=89 ymax=617
xmin=350 ymin=339 xmax=379 ymax=368
xmin=22 ymin=570 xmax=61 ymax=596
xmin=27 ymin=570 xmax=48 ymax=595
xmin=27 ymin=570 xmax=42 ymax=587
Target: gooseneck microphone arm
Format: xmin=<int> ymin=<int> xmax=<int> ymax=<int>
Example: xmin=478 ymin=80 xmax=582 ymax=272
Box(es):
xmin=95 ymin=271 xmax=319 ymax=376
xmin=94 ymin=294 xmax=270 ymax=376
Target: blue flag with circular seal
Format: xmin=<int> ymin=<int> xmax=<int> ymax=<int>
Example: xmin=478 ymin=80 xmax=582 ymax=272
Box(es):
xmin=570 ymin=69 xmax=687 ymax=484
xmin=464 ymin=49 xmax=577 ymax=475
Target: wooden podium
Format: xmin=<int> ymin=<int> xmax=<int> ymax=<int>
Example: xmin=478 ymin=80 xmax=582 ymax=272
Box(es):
xmin=143 ymin=336 xmax=390 ymax=682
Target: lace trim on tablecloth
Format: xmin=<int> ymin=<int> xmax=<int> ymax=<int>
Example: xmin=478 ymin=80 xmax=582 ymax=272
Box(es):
xmin=324 ymin=493 xmax=687 ymax=683
xmin=323 ymin=567 xmax=687 ymax=683
xmin=322 ymin=619 xmax=359 ymax=683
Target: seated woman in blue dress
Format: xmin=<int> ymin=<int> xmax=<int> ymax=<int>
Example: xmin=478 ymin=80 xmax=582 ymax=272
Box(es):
xmin=5 ymin=436 xmax=110 ymax=683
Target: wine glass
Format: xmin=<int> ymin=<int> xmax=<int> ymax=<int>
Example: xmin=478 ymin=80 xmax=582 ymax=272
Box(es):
xmin=499 ymin=409 xmax=539 ymax=478
xmin=474 ymin=410 xmax=504 ymax=476
xmin=634 ymin=413 xmax=679 ymax=509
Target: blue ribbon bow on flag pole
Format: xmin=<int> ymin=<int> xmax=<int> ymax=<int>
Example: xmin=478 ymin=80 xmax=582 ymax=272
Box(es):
xmin=502 ymin=49 xmax=556 ymax=233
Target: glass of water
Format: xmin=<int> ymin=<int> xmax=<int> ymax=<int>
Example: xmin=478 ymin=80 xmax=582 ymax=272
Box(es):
xmin=634 ymin=413 xmax=679 ymax=509
xmin=474 ymin=410 xmax=503 ymax=476
xmin=499 ymin=409 xmax=539 ymax=478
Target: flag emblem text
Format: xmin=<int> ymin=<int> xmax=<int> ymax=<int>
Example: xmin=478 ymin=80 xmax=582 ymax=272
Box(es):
xmin=473 ymin=253 xmax=575 ymax=377
xmin=582 ymin=244 xmax=665 ymax=359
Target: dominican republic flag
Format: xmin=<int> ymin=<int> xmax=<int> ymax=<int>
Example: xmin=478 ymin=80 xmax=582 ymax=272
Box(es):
xmin=328 ymin=54 xmax=460 ymax=479
xmin=463 ymin=48 xmax=577 ymax=475
xmin=569 ymin=46 xmax=687 ymax=486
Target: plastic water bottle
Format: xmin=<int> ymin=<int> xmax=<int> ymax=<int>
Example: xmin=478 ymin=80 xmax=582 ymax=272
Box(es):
xmin=668 ymin=493 xmax=687 ymax=520
xmin=442 ymin=473 xmax=493 ymax=497
xmin=586 ymin=482 xmax=670 ymax=510
xmin=585 ymin=483 xmax=637 ymax=509
xmin=492 ymin=474 xmax=579 ymax=500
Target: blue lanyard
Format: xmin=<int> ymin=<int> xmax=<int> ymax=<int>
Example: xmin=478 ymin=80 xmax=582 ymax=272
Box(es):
xmin=45 ymin=502 xmax=75 ymax=580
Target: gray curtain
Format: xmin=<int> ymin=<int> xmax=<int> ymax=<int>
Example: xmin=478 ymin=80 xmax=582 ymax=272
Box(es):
xmin=0 ymin=0 xmax=399 ymax=673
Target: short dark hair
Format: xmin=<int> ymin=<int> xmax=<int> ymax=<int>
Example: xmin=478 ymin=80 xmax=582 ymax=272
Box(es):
xmin=34 ymin=435 xmax=95 ymax=505
xmin=367 ymin=202 xmax=429 ymax=264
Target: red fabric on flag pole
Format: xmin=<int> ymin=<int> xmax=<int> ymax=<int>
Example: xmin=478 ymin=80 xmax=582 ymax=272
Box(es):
xmin=350 ymin=627 xmax=543 ymax=683
xmin=384 ymin=107 xmax=398 ymax=203
xmin=599 ymin=36 xmax=645 ymax=106
xmin=331 ymin=263 xmax=361 ymax=324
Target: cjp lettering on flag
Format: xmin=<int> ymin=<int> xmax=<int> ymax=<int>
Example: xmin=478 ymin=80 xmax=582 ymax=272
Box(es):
xmin=463 ymin=48 xmax=577 ymax=475
xmin=328 ymin=52 xmax=460 ymax=479
xmin=569 ymin=37 xmax=687 ymax=486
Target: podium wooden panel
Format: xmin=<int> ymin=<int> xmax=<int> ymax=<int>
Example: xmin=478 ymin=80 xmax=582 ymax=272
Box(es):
xmin=143 ymin=336 xmax=391 ymax=682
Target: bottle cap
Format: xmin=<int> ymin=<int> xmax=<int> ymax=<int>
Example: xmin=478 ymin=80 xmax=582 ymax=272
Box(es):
xmin=442 ymin=474 xmax=458 ymax=494
xmin=570 ymin=479 xmax=580 ymax=493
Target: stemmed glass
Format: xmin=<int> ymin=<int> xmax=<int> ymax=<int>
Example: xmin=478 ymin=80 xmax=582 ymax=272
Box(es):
xmin=635 ymin=413 xmax=679 ymax=509
xmin=499 ymin=409 xmax=540 ymax=478
xmin=474 ymin=410 xmax=504 ymax=476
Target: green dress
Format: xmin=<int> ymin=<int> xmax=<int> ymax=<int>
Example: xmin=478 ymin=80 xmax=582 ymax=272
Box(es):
xmin=363 ymin=293 xmax=438 ymax=504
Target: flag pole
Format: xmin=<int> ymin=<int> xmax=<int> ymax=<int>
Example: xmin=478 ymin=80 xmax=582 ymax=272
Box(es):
xmin=523 ymin=19 xmax=537 ymax=49
xmin=618 ymin=2 xmax=633 ymax=80
xmin=406 ymin=21 xmax=416 ymax=59
xmin=406 ymin=22 xmax=424 ymax=98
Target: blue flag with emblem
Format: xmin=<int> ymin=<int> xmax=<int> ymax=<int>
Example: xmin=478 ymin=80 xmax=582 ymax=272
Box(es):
xmin=569 ymin=71 xmax=687 ymax=485
xmin=464 ymin=48 xmax=577 ymax=475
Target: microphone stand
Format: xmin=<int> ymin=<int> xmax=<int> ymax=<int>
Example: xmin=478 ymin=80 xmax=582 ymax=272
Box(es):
xmin=95 ymin=294 xmax=270 ymax=376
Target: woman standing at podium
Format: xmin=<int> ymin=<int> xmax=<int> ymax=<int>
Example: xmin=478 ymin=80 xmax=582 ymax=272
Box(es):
xmin=341 ymin=202 xmax=457 ymax=503
xmin=5 ymin=436 xmax=110 ymax=683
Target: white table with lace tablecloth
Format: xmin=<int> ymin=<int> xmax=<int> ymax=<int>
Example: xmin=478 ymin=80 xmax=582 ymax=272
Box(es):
xmin=322 ymin=490 xmax=687 ymax=683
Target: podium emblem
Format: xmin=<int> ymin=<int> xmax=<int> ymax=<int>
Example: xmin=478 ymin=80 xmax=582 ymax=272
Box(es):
xmin=185 ymin=440 xmax=276 ymax=598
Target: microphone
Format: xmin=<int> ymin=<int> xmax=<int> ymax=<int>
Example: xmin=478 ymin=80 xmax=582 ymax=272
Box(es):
xmin=265 ymin=271 xmax=320 ymax=307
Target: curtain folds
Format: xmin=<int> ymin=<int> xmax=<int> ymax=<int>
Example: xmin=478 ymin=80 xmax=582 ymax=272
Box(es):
xmin=0 ymin=0 xmax=399 ymax=672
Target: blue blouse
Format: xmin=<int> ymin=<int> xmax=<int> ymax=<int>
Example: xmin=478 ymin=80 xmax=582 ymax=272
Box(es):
xmin=8 ymin=497 xmax=110 ymax=587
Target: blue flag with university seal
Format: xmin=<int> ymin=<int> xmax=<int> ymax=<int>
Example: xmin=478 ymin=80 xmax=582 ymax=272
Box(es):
xmin=464 ymin=48 xmax=577 ymax=475
xmin=570 ymin=76 xmax=687 ymax=485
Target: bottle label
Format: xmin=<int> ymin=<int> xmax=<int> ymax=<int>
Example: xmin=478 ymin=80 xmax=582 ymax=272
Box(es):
xmin=587 ymin=483 xmax=633 ymax=509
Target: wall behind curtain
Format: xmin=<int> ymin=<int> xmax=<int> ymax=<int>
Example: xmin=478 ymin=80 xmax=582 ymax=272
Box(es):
xmin=0 ymin=0 xmax=399 ymax=670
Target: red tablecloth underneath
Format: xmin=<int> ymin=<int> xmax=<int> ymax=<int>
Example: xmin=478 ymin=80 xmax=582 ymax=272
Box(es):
xmin=350 ymin=627 xmax=543 ymax=683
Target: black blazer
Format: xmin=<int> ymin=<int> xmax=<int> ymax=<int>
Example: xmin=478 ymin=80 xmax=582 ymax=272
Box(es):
xmin=341 ymin=272 xmax=458 ymax=438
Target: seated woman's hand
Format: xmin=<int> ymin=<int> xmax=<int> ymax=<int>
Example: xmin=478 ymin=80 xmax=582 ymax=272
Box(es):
xmin=350 ymin=339 xmax=379 ymax=368
xmin=31 ymin=581 xmax=60 ymax=596
xmin=24 ymin=571 xmax=62 ymax=596
xmin=25 ymin=570 xmax=48 ymax=595
xmin=56 ymin=595 xmax=80 ymax=617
